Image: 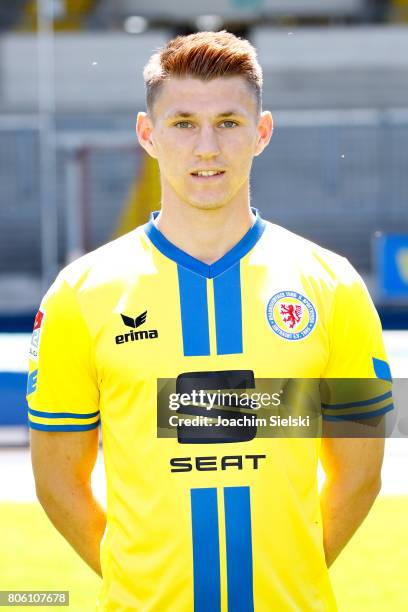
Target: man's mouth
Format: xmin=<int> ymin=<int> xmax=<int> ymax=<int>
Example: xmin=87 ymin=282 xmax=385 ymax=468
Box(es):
xmin=191 ymin=170 xmax=225 ymax=178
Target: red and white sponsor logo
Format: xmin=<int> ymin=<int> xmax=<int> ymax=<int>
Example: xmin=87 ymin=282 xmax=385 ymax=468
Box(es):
xmin=29 ymin=309 xmax=44 ymax=362
xmin=33 ymin=310 xmax=44 ymax=331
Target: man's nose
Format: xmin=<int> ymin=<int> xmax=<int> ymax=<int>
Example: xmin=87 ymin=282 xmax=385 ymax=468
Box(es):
xmin=193 ymin=126 xmax=220 ymax=159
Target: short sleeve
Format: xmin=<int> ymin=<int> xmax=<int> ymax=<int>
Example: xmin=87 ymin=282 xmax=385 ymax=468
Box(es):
xmin=26 ymin=274 xmax=100 ymax=432
xmin=321 ymin=260 xmax=393 ymax=421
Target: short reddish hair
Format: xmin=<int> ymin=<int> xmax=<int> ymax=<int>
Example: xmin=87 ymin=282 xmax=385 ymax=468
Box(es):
xmin=144 ymin=31 xmax=263 ymax=113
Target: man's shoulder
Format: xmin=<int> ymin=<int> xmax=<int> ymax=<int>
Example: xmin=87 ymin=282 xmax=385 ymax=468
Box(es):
xmin=49 ymin=226 xmax=150 ymax=301
xmin=262 ymin=220 xmax=358 ymax=287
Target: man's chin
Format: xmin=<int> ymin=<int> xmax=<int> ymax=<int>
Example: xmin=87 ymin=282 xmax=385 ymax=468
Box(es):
xmin=184 ymin=198 xmax=228 ymax=211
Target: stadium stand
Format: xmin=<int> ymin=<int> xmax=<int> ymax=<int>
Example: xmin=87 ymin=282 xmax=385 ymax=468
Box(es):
xmin=94 ymin=0 xmax=367 ymax=28
xmin=0 ymin=1 xmax=28 ymax=33
xmin=21 ymin=0 xmax=98 ymax=31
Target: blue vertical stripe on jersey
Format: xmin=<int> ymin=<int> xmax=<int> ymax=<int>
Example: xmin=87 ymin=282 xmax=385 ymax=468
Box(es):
xmin=372 ymin=357 xmax=392 ymax=381
xmin=177 ymin=266 xmax=210 ymax=357
xmin=224 ymin=486 xmax=254 ymax=612
xmin=190 ymin=488 xmax=221 ymax=612
xmin=213 ymin=263 xmax=243 ymax=355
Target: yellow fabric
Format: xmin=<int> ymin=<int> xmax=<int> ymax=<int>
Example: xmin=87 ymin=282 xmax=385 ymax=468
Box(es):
xmin=26 ymin=217 xmax=391 ymax=611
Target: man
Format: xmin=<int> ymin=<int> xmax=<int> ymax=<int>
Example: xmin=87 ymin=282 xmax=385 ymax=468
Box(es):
xmin=28 ymin=31 xmax=392 ymax=611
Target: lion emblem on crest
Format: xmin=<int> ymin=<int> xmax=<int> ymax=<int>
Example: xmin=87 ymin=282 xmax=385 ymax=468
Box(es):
xmin=280 ymin=303 xmax=302 ymax=329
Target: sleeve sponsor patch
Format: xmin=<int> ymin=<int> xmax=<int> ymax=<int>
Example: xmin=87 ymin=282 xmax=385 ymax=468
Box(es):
xmin=29 ymin=309 xmax=44 ymax=363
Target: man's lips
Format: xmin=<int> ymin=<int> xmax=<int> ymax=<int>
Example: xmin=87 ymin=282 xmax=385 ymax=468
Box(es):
xmin=190 ymin=170 xmax=226 ymax=179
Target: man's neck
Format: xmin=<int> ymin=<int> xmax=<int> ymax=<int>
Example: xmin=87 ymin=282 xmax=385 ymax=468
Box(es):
xmin=154 ymin=197 xmax=256 ymax=266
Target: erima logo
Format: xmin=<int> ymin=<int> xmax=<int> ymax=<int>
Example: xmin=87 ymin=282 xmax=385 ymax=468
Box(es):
xmin=115 ymin=311 xmax=159 ymax=345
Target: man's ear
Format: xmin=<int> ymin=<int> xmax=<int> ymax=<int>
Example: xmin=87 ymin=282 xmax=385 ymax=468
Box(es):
xmin=254 ymin=111 xmax=273 ymax=157
xmin=136 ymin=112 xmax=157 ymax=159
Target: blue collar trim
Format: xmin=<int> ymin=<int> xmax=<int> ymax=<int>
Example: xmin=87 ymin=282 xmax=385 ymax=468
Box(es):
xmin=143 ymin=208 xmax=265 ymax=278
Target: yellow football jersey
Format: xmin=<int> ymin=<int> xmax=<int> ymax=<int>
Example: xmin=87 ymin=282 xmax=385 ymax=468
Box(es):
xmin=27 ymin=210 xmax=392 ymax=611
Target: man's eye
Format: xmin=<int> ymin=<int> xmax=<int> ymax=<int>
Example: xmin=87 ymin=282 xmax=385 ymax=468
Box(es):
xmin=175 ymin=121 xmax=193 ymax=128
xmin=220 ymin=120 xmax=238 ymax=128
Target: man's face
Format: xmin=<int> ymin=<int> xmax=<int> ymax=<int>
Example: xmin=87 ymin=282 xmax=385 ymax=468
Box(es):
xmin=137 ymin=76 xmax=272 ymax=210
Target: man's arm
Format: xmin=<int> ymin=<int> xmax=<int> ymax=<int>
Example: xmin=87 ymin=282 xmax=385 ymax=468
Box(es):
xmin=319 ymin=436 xmax=384 ymax=567
xmin=30 ymin=429 xmax=106 ymax=577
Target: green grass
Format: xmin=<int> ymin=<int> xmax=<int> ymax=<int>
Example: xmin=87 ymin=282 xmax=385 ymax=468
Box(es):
xmin=0 ymin=503 xmax=100 ymax=611
xmin=0 ymin=496 xmax=407 ymax=611
xmin=329 ymin=495 xmax=408 ymax=611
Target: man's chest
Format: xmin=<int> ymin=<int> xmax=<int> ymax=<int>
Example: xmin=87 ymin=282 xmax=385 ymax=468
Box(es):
xmin=87 ymin=265 xmax=330 ymax=388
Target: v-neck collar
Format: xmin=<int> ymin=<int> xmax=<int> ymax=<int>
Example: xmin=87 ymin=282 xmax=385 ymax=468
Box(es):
xmin=143 ymin=208 xmax=265 ymax=279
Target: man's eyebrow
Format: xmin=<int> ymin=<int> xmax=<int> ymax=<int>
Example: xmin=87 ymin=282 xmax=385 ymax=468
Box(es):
xmin=216 ymin=110 xmax=245 ymax=117
xmin=165 ymin=110 xmax=245 ymax=119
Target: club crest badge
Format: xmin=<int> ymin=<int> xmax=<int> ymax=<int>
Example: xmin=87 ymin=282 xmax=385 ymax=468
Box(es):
xmin=266 ymin=291 xmax=317 ymax=341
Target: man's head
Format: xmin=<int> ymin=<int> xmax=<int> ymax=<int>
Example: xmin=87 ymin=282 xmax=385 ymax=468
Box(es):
xmin=137 ymin=31 xmax=272 ymax=211
xmin=144 ymin=30 xmax=263 ymax=116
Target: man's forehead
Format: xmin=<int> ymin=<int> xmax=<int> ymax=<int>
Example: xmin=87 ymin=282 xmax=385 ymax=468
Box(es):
xmin=155 ymin=76 xmax=257 ymax=117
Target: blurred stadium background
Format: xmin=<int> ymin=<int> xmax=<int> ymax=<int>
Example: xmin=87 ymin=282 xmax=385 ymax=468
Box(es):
xmin=0 ymin=1 xmax=407 ymax=610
